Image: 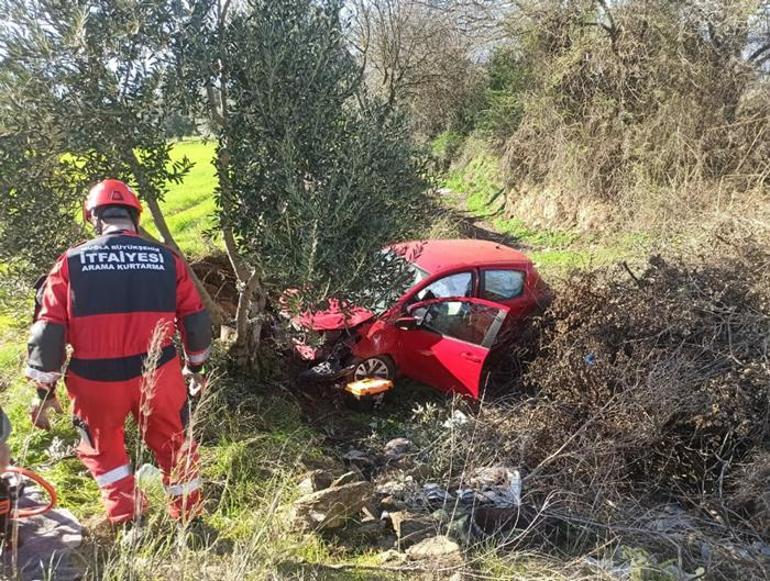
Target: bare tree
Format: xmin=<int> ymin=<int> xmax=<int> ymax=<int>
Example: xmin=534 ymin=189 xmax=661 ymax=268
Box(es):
xmin=350 ymin=0 xmax=482 ymax=135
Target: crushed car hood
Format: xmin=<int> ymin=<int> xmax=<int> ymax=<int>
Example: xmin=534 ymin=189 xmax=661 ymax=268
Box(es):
xmin=296 ymin=299 xmax=375 ymax=332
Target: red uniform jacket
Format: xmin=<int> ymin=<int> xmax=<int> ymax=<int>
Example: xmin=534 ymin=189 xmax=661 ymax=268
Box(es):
xmin=26 ymin=231 xmax=211 ymax=384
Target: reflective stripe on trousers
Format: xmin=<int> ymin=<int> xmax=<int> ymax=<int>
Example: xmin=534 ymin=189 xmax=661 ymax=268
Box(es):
xmin=166 ymin=477 xmax=202 ymax=497
xmin=95 ymin=464 xmax=132 ymax=488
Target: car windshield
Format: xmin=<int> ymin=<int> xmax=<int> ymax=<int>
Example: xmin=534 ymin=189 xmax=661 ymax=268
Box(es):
xmin=370 ymin=251 xmax=428 ymax=314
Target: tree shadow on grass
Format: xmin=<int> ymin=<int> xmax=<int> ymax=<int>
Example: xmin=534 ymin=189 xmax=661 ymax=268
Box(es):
xmin=437 ymin=205 xmax=530 ymax=250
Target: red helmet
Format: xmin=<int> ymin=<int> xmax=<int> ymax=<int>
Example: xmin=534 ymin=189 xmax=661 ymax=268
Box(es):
xmin=84 ymin=179 xmax=142 ymax=222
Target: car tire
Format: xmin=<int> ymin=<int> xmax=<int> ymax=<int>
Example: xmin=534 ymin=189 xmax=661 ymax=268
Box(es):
xmin=352 ymin=355 xmax=396 ymax=381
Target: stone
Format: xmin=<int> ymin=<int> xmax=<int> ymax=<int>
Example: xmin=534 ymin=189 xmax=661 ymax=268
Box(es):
xmin=297 ymin=469 xmax=334 ymax=495
xmin=406 ymin=535 xmax=462 ymax=562
xmin=380 ymin=495 xmax=405 ymax=512
xmin=292 ymin=481 xmax=373 ymax=531
xmin=330 ymin=470 xmax=361 ymax=488
xmin=383 ymin=437 xmax=413 ymax=460
xmin=387 ymin=510 xmax=436 ymax=548
xmin=343 ymin=448 xmax=375 ymax=466
xmin=443 ymin=410 xmax=470 ymax=429
xmin=360 ymin=498 xmax=381 ymax=522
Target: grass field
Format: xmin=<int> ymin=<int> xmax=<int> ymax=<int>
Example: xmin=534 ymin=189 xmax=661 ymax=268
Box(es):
xmin=144 ymin=139 xmax=220 ymax=257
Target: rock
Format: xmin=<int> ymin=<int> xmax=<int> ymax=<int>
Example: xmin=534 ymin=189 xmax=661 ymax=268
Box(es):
xmin=376 ymin=475 xmax=416 ymax=496
xmin=383 ymin=437 xmax=413 ymax=460
xmin=135 ymin=463 xmax=163 ymax=488
xmin=292 ymin=481 xmax=373 ymax=531
xmin=330 ymin=470 xmax=361 ymax=488
xmin=380 ymin=495 xmax=405 ymax=512
xmin=387 ymin=510 xmax=436 ymax=548
xmin=406 ymin=535 xmax=462 ymax=563
xmin=343 ymin=448 xmax=375 ymax=466
xmin=443 ymin=410 xmax=470 ymax=429
xmin=360 ymin=498 xmax=380 ymax=522
xmin=297 ymin=469 xmax=334 ymax=495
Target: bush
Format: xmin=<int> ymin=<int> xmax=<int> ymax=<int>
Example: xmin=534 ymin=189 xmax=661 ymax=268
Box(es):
xmin=431 ymin=130 xmax=465 ymax=172
xmin=521 ymin=247 xmax=770 ymax=497
xmin=498 ymin=1 xmax=770 ymax=206
xmin=475 ymin=47 xmax=529 ymax=141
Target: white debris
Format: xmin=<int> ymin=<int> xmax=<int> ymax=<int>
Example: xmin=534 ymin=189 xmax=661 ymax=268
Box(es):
xmin=423 ymin=483 xmax=453 ymax=506
xmin=135 ymin=463 xmax=163 ymax=488
xmin=442 ymin=410 xmax=469 ymax=429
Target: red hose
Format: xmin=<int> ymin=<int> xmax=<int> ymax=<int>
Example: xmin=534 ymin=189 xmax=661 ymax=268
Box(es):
xmin=1 ymin=466 xmax=57 ymax=518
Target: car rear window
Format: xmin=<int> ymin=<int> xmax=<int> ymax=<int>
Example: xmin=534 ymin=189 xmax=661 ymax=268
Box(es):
xmin=480 ymin=270 xmax=525 ymax=301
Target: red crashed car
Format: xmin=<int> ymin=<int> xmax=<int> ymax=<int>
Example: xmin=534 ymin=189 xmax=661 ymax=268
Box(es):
xmin=296 ymin=239 xmax=550 ymax=399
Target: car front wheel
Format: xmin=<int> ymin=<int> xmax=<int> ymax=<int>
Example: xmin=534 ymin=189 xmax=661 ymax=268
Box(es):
xmin=352 ymin=356 xmax=396 ymax=381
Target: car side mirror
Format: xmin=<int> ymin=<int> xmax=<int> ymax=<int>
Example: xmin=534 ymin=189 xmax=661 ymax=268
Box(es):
xmin=395 ymin=315 xmax=418 ymax=330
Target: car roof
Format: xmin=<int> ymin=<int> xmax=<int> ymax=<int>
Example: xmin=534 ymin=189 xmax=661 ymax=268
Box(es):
xmin=392 ymin=239 xmax=532 ymax=275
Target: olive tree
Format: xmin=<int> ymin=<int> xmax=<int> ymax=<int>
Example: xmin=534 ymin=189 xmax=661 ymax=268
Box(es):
xmin=0 ymin=0 xmax=220 ymax=318
xmin=177 ymin=0 xmax=429 ymax=367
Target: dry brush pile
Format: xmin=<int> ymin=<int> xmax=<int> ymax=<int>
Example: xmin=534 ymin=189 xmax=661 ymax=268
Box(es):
xmin=407 ymin=236 xmax=770 ymax=576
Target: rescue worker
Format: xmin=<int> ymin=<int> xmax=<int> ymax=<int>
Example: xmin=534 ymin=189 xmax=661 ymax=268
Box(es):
xmin=25 ymin=179 xmax=213 ymax=545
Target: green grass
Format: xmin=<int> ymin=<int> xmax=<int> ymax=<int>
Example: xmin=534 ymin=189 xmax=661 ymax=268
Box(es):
xmin=445 ymin=148 xmax=503 ymax=203
xmin=444 ymin=144 xmax=650 ymax=277
xmin=143 ymin=139 xmax=219 ymax=258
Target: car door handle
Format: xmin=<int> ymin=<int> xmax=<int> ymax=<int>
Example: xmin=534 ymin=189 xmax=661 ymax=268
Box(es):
xmin=460 ymin=352 xmax=482 ymax=363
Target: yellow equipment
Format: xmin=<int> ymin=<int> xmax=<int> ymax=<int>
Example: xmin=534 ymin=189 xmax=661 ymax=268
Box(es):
xmin=344 ymin=377 xmax=393 ymax=400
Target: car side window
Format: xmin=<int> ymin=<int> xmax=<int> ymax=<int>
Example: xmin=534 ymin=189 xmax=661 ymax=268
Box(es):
xmin=420 ymin=301 xmax=501 ymax=346
xmin=414 ymin=272 xmax=473 ymax=303
xmin=480 ymin=270 xmax=525 ymax=301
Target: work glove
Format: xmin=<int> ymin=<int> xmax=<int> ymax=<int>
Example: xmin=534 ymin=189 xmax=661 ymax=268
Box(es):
xmin=182 ymin=366 xmax=207 ymax=398
xmin=29 ymin=386 xmax=63 ymax=431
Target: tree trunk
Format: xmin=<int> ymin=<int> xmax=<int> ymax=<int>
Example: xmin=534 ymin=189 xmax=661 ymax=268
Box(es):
xmin=230 ymin=268 xmax=267 ymax=371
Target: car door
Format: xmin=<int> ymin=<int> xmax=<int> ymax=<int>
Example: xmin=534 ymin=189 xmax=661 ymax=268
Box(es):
xmin=397 ymin=298 xmax=510 ymax=399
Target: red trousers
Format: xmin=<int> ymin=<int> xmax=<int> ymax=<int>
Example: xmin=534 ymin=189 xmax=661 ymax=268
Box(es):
xmin=65 ymin=356 xmax=202 ymax=524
